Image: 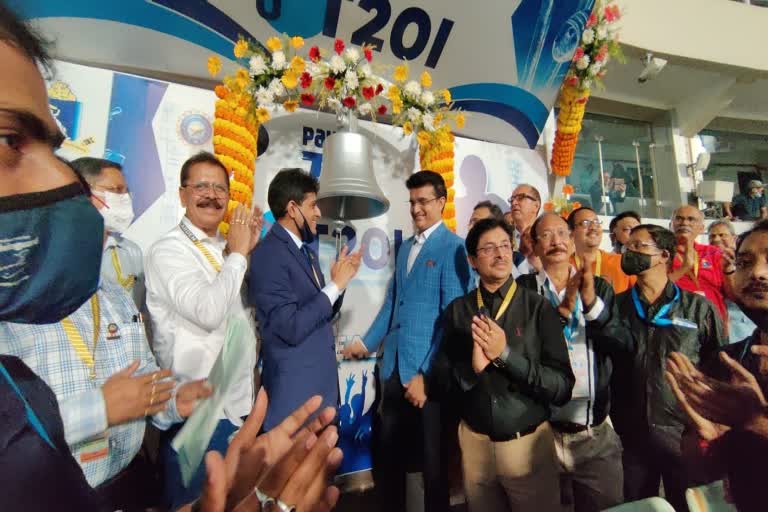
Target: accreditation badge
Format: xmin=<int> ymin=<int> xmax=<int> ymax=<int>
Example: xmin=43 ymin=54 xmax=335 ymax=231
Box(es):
xmin=80 ymin=433 xmax=109 ymax=463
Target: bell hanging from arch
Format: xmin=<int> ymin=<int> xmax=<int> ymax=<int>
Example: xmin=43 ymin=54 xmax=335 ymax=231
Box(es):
xmin=316 ymin=115 xmax=389 ymax=221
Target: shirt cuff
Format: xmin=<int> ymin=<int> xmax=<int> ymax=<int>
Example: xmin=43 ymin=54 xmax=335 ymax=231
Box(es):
xmin=322 ymin=282 xmax=341 ymax=305
xmin=225 ymin=252 xmax=248 ymax=270
xmin=583 ymin=297 xmax=605 ymax=321
xmin=152 ymin=380 xmax=184 ymax=431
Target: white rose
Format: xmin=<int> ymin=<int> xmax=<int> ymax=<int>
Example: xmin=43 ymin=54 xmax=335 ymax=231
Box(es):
xmin=329 ymin=55 xmax=346 ymax=74
xmin=596 ymin=25 xmax=608 ymax=40
xmin=582 ymin=29 xmax=595 ymax=45
xmin=359 ymin=63 xmax=372 ymax=78
xmin=249 ymin=55 xmax=267 ymax=76
xmin=343 ymin=47 xmax=360 ymax=64
xmin=583 ymin=78 xmax=593 ymax=89
xmin=271 ymin=51 xmax=287 ymax=70
xmin=420 ymin=90 xmax=435 ymax=107
xmin=576 ymin=55 xmax=591 ymax=71
xmin=422 ymin=113 xmax=435 ymax=131
xmin=358 ymin=102 xmax=372 ymax=116
xmin=327 ymin=97 xmax=342 ymax=111
xmin=588 ymin=62 xmax=601 ymax=76
xmin=344 ymin=69 xmax=359 ymax=90
xmin=307 ymin=62 xmax=321 ymax=76
xmin=407 ymin=107 xmax=422 ymax=123
xmin=403 ymin=80 xmax=422 ymax=99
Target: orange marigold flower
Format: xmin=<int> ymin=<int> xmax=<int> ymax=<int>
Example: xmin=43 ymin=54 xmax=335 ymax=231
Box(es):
xmin=563 ymin=184 xmax=575 ymax=195
xmin=543 ymin=202 xmax=555 ymax=212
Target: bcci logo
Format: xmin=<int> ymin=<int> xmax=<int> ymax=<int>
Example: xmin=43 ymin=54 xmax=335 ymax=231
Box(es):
xmin=178 ymin=111 xmax=212 ymax=146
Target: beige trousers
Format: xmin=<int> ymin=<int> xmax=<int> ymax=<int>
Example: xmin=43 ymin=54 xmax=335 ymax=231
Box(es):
xmin=553 ymin=420 xmax=624 ymax=512
xmin=458 ymin=420 xmax=561 ymax=512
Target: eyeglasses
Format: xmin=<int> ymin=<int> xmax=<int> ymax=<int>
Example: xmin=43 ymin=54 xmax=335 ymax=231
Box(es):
xmin=622 ymin=241 xmax=659 ymax=252
xmin=509 ymin=193 xmax=538 ymax=204
xmin=184 ymin=181 xmax=229 ymax=197
xmin=576 ymin=218 xmax=603 ymax=228
xmin=477 ymin=241 xmax=513 ymax=257
xmin=408 ymin=197 xmax=440 ymax=208
xmin=537 ymin=229 xmax=570 ymax=242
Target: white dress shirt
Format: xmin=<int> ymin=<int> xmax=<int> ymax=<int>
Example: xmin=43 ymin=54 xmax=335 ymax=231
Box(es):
xmin=280 ymin=224 xmax=341 ymax=304
xmin=102 ymin=234 xmax=145 ymax=312
xmin=407 ymin=220 xmax=443 ymax=274
xmin=145 ymin=216 xmax=256 ymax=421
xmin=534 ymin=267 xmax=604 ymax=424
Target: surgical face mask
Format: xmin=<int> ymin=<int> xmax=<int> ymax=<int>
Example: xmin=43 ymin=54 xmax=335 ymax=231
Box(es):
xmin=96 ymin=191 xmax=135 ymax=234
xmin=621 ymin=249 xmax=654 ymax=276
xmin=0 ymin=182 xmax=103 ymax=324
xmin=291 ymin=203 xmax=315 ymax=244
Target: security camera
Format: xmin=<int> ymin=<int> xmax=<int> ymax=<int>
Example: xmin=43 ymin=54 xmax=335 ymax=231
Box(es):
xmin=638 ymin=52 xmax=667 ymax=83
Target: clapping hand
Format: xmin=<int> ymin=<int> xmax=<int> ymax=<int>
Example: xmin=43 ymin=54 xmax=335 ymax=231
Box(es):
xmin=330 ymin=245 xmax=363 ymax=290
xmin=184 ymin=389 xmax=342 ymax=512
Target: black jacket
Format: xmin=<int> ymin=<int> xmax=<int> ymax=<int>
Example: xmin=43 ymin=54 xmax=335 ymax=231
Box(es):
xmin=594 ymin=280 xmax=726 ymax=448
xmin=430 ymin=277 xmax=575 ymax=440
xmin=517 ymin=273 xmax=615 ymax=427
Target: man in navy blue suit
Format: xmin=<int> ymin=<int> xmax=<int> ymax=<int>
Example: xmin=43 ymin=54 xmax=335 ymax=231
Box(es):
xmin=344 ymin=170 xmax=472 ymax=512
xmin=249 ymin=168 xmax=361 ymax=431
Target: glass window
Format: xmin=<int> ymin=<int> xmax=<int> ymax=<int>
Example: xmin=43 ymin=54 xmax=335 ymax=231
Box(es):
xmin=566 ymin=113 xmax=655 ymax=217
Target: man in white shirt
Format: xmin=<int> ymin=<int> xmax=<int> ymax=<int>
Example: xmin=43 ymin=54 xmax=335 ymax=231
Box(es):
xmin=72 ymin=157 xmax=146 ymax=313
xmin=145 ymin=151 xmax=262 ymax=508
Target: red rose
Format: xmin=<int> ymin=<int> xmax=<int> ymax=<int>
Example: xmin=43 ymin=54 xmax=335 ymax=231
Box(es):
xmin=378 ymin=104 xmax=387 ymax=115
xmin=362 ymin=86 xmax=375 ymax=100
xmin=375 ymin=83 xmax=384 ymax=95
xmin=573 ymin=47 xmax=585 ymax=62
xmin=324 ymin=76 xmax=336 ymax=91
xmin=566 ymin=76 xmax=579 ymax=86
xmin=300 ymin=71 xmax=313 ymax=89
xmin=309 ymin=46 xmax=321 ymax=62
xmin=364 ymin=47 xmax=373 ymax=62
xmin=586 ymin=13 xmax=597 ymax=28
xmin=342 ymin=96 xmax=356 ymax=108
xmin=334 ymin=38 xmax=345 ymax=55
xmin=301 ymin=93 xmax=316 ymax=106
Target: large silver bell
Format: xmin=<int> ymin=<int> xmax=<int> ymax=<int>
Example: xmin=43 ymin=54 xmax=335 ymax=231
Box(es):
xmin=316 ymin=130 xmax=390 ymax=221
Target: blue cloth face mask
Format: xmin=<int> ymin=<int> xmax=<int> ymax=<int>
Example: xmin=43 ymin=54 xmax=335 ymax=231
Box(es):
xmin=0 ymin=182 xmax=103 ymax=324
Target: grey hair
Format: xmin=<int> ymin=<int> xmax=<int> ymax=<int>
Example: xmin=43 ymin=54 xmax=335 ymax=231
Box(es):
xmin=708 ymin=219 xmax=736 ymax=236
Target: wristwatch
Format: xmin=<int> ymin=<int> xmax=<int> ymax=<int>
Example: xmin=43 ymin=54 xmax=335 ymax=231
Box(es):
xmin=492 ymin=345 xmax=510 ymax=369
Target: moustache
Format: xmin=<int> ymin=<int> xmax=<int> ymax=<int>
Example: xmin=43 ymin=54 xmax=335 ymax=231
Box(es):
xmin=546 ymin=247 xmax=567 ymax=255
xmin=196 ymin=198 xmax=223 ymax=209
xmin=743 ymin=282 xmax=768 ymax=295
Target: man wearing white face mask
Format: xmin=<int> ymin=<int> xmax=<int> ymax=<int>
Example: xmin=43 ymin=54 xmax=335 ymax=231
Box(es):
xmin=72 ymin=158 xmax=145 ymax=313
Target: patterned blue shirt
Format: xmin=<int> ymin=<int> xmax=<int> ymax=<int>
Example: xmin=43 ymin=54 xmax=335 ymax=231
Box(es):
xmin=0 ymin=279 xmax=182 ymax=487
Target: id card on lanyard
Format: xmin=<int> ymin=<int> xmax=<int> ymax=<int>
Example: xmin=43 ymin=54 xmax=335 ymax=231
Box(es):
xmin=631 ymin=285 xmax=697 ymax=329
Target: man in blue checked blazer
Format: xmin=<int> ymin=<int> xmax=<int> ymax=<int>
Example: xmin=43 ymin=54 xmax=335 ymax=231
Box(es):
xmin=249 ymin=168 xmax=362 ymax=431
xmin=344 ymin=170 xmax=472 ymax=512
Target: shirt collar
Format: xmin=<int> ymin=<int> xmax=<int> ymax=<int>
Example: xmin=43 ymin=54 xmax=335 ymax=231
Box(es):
xmin=181 ymin=215 xmax=222 ymax=244
xmin=415 ymin=220 xmax=442 ymax=245
xmin=104 ymin=234 xmax=120 ymax=249
xmin=280 ymin=223 xmax=304 ymax=250
xmin=480 ymin=274 xmax=516 ymax=299
xmin=536 ymin=265 xmax=577 ymax=300
xmin=636 ymin=279 xmax=677 ymax=307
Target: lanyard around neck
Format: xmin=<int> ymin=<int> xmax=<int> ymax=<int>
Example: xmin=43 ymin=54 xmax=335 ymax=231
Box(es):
xmin=575 ymin=251 xmax=602 ymax=277
xmin=0 ymin=361 xmax=56 ymax=450
xmin=631 ymin=284 xmax=680 ymax=327
xmin=543 ymin=279 xmax=582 ymax=343
xmin=60 ymin=294 xmax=101 ymax=380
xmin=180 ymin=221 xmax=222 ymax=273
xmin=110 ymin=246 xmax=136 ymax=290
xmin=477 ymin=280 xmax=517 ymax=321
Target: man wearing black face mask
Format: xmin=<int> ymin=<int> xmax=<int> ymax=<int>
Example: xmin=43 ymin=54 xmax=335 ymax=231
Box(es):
xmin=593 ymin=224 xmax=726 ymax=512
xmin=249 ymin=168 xmax=362 ymax=431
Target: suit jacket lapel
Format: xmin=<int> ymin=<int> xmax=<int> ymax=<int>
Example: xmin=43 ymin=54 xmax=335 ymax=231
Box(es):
xmin=274 ymin=225 xmax=321 ymax=290
xmin=398 ymin=238 xmax=413 ymax=289
xmin=404 ymin=224 xmax=445 ymax=289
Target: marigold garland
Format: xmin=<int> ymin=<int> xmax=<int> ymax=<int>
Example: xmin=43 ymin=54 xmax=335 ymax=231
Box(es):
xmin=550 ymin=0 xmax=623 ymax=178
xmin=417 ymin=126 xmax=457 ymax=232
